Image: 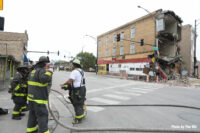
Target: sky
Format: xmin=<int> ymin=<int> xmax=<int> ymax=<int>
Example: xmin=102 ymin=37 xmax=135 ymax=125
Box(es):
xmin=0 ymin=0 xmax=200 ymax=62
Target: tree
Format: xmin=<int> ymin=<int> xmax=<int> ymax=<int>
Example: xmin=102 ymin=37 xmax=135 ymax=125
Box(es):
xmin=76 ymin=52 xmax=96 ymax=71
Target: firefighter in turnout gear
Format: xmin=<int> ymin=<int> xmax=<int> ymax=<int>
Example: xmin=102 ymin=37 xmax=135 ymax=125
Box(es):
xmin=11 ymin=65 xmax=29 ymax=120
xmin=60 ymin=59 xmax=86 ymax=124
xmin=27 ymin=56 xmax=53 ymax=133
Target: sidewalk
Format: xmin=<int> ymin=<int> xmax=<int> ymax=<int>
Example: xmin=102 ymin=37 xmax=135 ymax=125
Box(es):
xmin=0 ymin=88 xmax=28 ymax=133
xmin=189 ymin=78 xmax=200 ymax=87
xmin=0 ymin=88 xmax=59 ymax=133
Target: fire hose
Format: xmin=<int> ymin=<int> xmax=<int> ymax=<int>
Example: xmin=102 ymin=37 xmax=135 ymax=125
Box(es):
xmin=48 ymin=89 xmax=200 ymax=132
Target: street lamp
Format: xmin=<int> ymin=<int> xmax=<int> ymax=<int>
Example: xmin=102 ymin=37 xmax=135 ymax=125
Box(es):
xmin=137 ymin=6 xmax=151 ymax=14
xmin=84 ymin=34 xmax=98 ymax=75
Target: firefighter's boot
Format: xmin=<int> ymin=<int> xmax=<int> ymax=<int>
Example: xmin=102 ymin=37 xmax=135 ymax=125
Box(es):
xmin=72 ymin=118 xmax=82 ymax=124
xmin=20 ymin=112 xmax=26 ymax=116
xmin=83 ymin=103 xmax=87 ymax=117
xmin=12 ymin=115 xmax=21 ymax=120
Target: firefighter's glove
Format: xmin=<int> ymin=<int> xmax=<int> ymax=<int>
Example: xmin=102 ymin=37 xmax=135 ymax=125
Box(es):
xmin=8 ymin=89 xmax=12 ymax=93
xmin=61 ymin=85 xmax=69 ymax=90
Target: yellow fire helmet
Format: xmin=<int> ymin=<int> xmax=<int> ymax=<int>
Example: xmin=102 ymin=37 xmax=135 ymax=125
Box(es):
xmin=72 ymin=59 xmax=81 ymax=65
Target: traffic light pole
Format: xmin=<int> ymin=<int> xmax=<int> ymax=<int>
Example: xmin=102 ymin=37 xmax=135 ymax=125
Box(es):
xmin=27 ymin=50 xmax=60 ymax=56
xmin=122 ymin=39 xmax=154 ymax=47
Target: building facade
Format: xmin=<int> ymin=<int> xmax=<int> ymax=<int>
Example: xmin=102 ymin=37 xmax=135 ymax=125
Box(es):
xmin=97 ymin=9 xmax=182 ymax=79
xmin=0 ymin=31 xmax=28 ymax=89
xmin=178 ymin=25 xmax=194 ymax=76
xmin=97 ymin=10 xmax=158 ymax=75
xmin=0 ymin=31 xmax=28 ymax=63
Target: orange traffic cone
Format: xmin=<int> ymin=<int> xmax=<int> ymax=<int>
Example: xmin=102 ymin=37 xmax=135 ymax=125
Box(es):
xmin=126 ymin=73 xmax=128 ymax=79
xmin=120 ymin=74 xmax=123 ymax=79
xmin=146 ymin=75 xmax=149 ymax=82
xmin=137 ymin=75 xmax=139 ymax=81
xmin=156 ymin=76 xmax=159 ymax=83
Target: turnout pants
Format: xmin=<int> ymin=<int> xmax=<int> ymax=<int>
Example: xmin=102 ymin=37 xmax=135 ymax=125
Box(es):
xmin=12 ymin=97 xmax=27 ymax=116
xmin=27 ymin=101 xmax=49 ymax=133
xmin=71 ymin=86 xmax=86 ymax=120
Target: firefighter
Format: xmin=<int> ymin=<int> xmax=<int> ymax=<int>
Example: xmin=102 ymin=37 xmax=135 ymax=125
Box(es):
xmin=27 ymin=56 xmax=53 ymax=133
xmin=11 ymin=65 xmax=29 ymax=120
xmin=60 ymin=59 xmax=86 ymax=124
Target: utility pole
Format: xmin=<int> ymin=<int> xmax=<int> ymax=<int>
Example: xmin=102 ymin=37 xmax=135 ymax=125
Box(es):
xmin=137 ymin=6 xmax=159 ymax=56
xmin=84 ymin=35 xmax=98 ymax=75
xmin=194 ymin=20 xmax=198 ymax=77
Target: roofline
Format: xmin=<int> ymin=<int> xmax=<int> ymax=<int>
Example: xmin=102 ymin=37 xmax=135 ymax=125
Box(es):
xmin=97 ymin=9 xmax=162 ymax=38
xmin=0 ymin=54 xmax=20 ymax=63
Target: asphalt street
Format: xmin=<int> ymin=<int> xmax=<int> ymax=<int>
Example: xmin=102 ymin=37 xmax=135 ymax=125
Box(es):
xmin=50 ymin=71 xmax=200 ymax=133
xmin=0 ymin=71 xmax=200 ymax=133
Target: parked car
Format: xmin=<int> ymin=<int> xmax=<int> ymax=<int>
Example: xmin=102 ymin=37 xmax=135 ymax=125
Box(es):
xmin=59 ymin=65 xmax=64 ymax=71
xmin=88 ymin=67 xmax=95 ymax=72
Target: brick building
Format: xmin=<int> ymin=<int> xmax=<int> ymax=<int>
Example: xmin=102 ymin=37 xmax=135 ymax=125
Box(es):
xmin=0 ymin=31 xmax=28 ymax=89
xmin=0 ymin=31 xmax=28 ymax=63
xmin=178 ymin=25 xmax=194 ymax=76
xmin=97 ymin=9 xmax=182 ymax=79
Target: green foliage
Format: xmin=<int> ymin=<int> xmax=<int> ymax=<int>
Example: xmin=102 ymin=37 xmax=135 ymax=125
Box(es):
xmin=76 ymin=52 xmax=96 ymax=71
xmin=54 ymin=60 xmax=68 ymax=66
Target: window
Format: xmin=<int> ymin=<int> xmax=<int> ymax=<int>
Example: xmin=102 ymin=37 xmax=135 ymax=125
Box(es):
xmin=106 ymin=48 xmax=109 ymax=57
xmin=131 ymin=27 xmax=135 ymax=38
xmin=136 ymin=68 xmax=140 ymax=71
xmin=106 ymin=36 xmax=109 ymax=46
xmin=120 ymin=45 xmax=124 ymax=55
xmin=113 ymin=34 xmax=116 ymax=43
xmin=130 ymin=43 xmax=135 ymax=54
xmin=136 ymin=68 xmax=143 ymax=71
xmin=130 ymin=68 xmax=135 ymax=71
xmin=98 ymin=40 xmax=101 ymax=48
xmin=156 ymin=19 xmax=164 ymax=32
xmin=98 ymin=51 xmax=101 ymax=58
xmin=121 ymin=31 xmax=124 ymax=40
xmin=113 ymin=47 xmax=116 ymax=56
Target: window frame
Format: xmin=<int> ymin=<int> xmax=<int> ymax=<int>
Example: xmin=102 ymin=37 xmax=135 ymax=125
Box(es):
xmin=120 ymin=45 xmax=124 ymax=55
xmin=113 ymin=47 xmax=116 ymax=56
xmin=130 ymin=43 xmax=135 ymax=54
xmin=131 ymin=27 xmax=135 ymax=38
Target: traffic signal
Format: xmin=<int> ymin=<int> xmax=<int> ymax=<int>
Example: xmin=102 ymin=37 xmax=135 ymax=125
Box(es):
xmin=57 ymin=51 xmax=60 ymax=56
xmin=117 ymin=34 xmax=120 ymax=42
xmin=47 ymin=51 xmax=49 ymax=54
xmin=140 ymin=39 xmax=144 ymax=46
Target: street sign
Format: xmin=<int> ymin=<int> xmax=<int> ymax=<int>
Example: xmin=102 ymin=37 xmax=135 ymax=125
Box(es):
xmin=112 ymin=58 xmax=116 ymax=61
xmin=153 ymin=46 xmax=158 ymax=51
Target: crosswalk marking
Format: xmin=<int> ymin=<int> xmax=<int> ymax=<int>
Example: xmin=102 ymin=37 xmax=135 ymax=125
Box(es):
xmin=123 ymin=89 xmax=148 ymax=93
xmin=141 ymin=86 xmax=159 ymax=89
xmin=87 ymin=107 xmax=105 ymax=112
xmin=87 ymin=83 xmax=138 ymax=94
xmin=131 ymin=87 xmax=154 ymax=91
xmin=89 ymin=97 xmax=120 ymax=104
xmin=103 ymin=94 xmax=130 ymax=100
xmin=114 ymin=91 xmax=141 ymax=96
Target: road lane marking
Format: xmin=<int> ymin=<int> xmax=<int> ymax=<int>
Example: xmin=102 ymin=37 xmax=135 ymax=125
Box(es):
xmin=89 ymin=97 xmax=120 ymax=104
xmin=141 ymin=86 xmax=159 ymax=89
xmin=114 ymin=91 xmax=141 ymax=96
xmin=123 ymin=89 xmax=148 ymax=94
xmin=87 ymin=107 xmax=105 ymax=112
xmin=103 ymin=94 xmax=131 ymax=100
xmin=87 ymin=83 xmax=137 ymax=94
xmin=130 ymin=87 xmax=154 ymax=91
xmin=123 ymin=89 xmax=148 ymax=93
